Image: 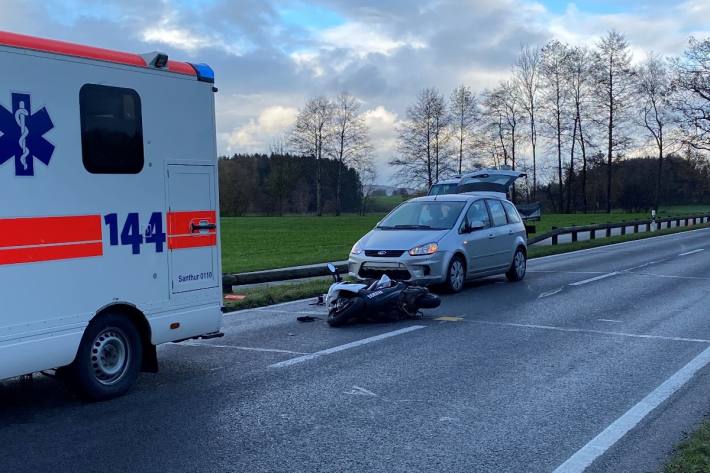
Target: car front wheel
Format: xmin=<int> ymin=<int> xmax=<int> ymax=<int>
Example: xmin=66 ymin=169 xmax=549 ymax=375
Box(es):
xmin=506 ymin=248 xmax=527 ymax=282
xmin=445 ymin=255 xmax=466 ymax=293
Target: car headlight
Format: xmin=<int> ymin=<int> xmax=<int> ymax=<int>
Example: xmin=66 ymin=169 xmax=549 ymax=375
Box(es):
xmin=408 ymin=242 xmax=438 ymax=256
xmin=350 ymin=243 xmax=363 ymax=255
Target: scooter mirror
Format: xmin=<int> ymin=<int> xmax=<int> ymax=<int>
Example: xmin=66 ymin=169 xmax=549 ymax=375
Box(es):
xmin=327 ymin=263 xmax=337 ymax=274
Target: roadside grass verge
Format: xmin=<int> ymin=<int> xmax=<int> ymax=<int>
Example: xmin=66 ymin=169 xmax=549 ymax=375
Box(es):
xmin=220 ymin=205 xmax=710 ymax=274
xmin=665 ymin=421 xmax=710 ymax=472
xmin=224 ymin=222 xmax=710 ymax=312
xmin=224 ymin=278 xmax=332 ymax=312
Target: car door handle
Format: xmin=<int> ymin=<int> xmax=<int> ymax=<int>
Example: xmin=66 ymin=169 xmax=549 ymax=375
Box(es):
xmin=508 ymin=229 xmax=514 ymax=235
xmin=191 ymin=223 xmax=216 ymax=232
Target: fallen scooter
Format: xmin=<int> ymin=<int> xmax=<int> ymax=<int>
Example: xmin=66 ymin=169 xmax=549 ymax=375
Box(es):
xmin=324 ymin=263 xmax=441 ymax=327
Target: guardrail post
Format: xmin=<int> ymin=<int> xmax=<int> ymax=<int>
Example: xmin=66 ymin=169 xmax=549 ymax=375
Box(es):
xmin=590 ymin=229 xmax=595 ymax=240
xmin=551 ymin=226 xmax=558 ymax=245
xmin=621 ymin=222 xmax=626 ymax=235
xmin=606 ymin=226 xmax=612 ymax=237
xmin=633 ymin=223 xmax=638 ymax=233
xmin=572 ymin=231 xmax=578 ymax=242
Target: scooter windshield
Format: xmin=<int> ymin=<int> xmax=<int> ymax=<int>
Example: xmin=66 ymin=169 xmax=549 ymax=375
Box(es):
xmin=375 ymin=274 xmax=392 ymax=289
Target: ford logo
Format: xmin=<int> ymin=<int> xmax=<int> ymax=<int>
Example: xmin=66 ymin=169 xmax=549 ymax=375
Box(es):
xmin=377 ymin=251 xmax=387 ymax=256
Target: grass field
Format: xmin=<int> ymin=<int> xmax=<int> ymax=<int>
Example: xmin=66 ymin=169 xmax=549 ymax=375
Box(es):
xmin=220 ymin=205 xmax=710 ymax=274
xmin=665 ymin=421 xmax=710 ymax=472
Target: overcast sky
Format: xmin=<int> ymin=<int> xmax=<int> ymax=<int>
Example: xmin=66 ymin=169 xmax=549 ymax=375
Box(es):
xmin=2 ymin=0 xmax=708 ymax=183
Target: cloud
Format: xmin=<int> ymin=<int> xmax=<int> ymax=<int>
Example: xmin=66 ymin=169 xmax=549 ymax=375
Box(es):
xmin=222 ymin=105 xmax=299 ymax=154
xmin=2 ymin=0 xmax=708 ymax=184
xmin=362 ymin=106 xmax=400 ymax=181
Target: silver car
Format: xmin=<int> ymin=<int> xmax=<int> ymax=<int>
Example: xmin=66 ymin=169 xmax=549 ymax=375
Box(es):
xmin=349 ymin=194 xmax=528 ymax=292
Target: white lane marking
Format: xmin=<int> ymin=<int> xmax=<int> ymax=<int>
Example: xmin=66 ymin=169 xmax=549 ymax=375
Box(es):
xmin=627 ymin=272 xmax=710 ymax=281
xmin=623 ymin=261 xmax=660 ymax=271
xmin=569 ymin=272 xmax=620 ymax=286
xmin=471 ymin=320 xmax=710 ymax=344
xmin=269 ymin=325 xmax=426 ymax=368
xmin=528 ymin=270 xmax=606 ymax=274
xmin=596 ymin=319 xmax=622 ymax=323
xmin=538 ymin=288 xmax=564 ymax=299
xmin=344 ymin=385 xmax=377 ymax=396
xmin=552 ymin=345 xmax=710 ymax=473
xmin=176 ymin=341 xmax=310 ymax=355
xmin=679 ymin=248 xmax=705 ymax=256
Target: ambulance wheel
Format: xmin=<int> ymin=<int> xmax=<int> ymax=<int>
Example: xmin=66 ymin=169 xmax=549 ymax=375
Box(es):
xmin=65 ymin=313 xmax=143 ymax=401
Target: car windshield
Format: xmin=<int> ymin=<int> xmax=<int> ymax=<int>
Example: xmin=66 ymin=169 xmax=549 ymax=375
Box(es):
xmin=377 ymin=201 xmax=466 ymax=230
xmin=428 ymin=183 xmax=459 ymax=196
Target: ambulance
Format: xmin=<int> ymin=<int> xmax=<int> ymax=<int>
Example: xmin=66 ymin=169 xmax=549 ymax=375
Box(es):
xmin=0 ymin=31 xmax=223 ymax=400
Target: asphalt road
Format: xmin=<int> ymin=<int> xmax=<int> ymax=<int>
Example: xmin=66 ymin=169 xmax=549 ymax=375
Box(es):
xmin=3 ymin=228 xmax=710 ymax=473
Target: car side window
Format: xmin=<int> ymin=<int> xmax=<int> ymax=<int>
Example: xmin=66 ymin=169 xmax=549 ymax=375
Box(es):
xmin=502 ymin=201 xmax=522 ymax=224
xmin=464 ymin=200 xmax=491 ymax=229
xmin=486 ymin=200 xmax=508 ymax=227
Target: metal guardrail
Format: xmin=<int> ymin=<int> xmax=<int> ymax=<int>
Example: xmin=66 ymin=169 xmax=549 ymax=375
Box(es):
xmin=223 ymin=213 xmax=710 ymax=289
xmin=223 ymin=261 xmax=348 ymax=290
xmin=527 ymin=213 xmax=710 ymax=245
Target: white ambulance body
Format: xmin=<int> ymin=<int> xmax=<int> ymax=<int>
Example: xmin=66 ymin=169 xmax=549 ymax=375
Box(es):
xmin=0 ymin=31 xmax=223 ymax=400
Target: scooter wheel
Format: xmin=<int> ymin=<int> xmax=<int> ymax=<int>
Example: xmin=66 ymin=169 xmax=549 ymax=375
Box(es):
xmin=327 ymin=297 xmax=365 ymax=327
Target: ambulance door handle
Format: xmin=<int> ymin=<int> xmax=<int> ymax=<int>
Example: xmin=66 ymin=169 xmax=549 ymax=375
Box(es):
xmin=191 ymin=223 xmax=216 ymax=233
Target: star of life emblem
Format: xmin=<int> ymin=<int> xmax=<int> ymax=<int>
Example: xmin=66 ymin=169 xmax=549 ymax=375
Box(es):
xmin=0 ymin=93 xmax=55 ymax=176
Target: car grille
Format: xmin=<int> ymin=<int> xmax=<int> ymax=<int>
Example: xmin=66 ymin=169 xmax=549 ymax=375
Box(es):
xmin=359 ymin=268 xmax=412 ymax=281
xmin=364 ymin=250 xmax=406 ymax=257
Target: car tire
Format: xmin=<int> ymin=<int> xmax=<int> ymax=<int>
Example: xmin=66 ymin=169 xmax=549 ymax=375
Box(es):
xmin=327 ymin=296 xmax=365 ymax=327
xmin=445 ymin=255 xmax=466 ymax=293
xmin=506 ymin=247 xmax=527 ymax=282
xmin=64 ymin=313 xmax=143 ymax=401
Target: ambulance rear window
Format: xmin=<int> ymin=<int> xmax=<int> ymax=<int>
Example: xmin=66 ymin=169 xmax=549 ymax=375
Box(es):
xmin=80 ymin=84 xmax=144 ymax=174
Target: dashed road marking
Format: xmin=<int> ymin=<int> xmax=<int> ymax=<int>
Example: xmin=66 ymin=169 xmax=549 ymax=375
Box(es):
xmin=552 ymin=345 xmax=710 ymax=473
xmin=679 ymin=248 xmax=704 ymax=256
xmin=269 ymin=325 xmax=426 ymax=368
xmin=597 ymin=319 xmax=622 ymax=323
xmin=538 ymin=288 xmax=564 ymax=299
xmin=177 ymin=341 xmax=310 ymax=355
xmin=470 ymin=320 xmax=710 ymax=344
xmin=569 ymin=272 xmax=620 ymax=286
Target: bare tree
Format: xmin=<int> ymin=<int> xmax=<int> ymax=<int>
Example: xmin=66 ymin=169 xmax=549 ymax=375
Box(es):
xmin=514 ymin=45 xmax=541 ymax=196
xmin=672 ymin=37 xmax=710 ymax=152
xmin=290 ymin=96 xmax=333 ymax=216
xmin=566 ymin=46 xmax=593 ymax=212
xmin=592 ymin=31 xmax=635 ymax=213
xmin=356 ymin=157 xmax=377 ymax=215
xmin=541 ymin=40 xmax=571 ymax=212
xmin=449 ymin=85 xmax=479 ymax=174
xmin=637 ymin=54 xmax=677 ymax=210
xmin=330 ymin=93 xmax=372 ymax=215
xmin=391 ymin=88 xmax=451 ymax=189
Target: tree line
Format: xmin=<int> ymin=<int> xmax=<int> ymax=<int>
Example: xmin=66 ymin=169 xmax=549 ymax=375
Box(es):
xmin=219 ymin=153 xmax=363 ymax=216
xmin=391 ymin=33 xmax=710 ymax=213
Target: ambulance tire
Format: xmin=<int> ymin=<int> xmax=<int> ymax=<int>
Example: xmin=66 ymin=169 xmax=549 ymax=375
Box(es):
xmin=65 ymin=313 xmax=143 ymax=401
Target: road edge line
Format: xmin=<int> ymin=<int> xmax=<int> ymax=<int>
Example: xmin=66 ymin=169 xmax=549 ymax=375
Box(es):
xmin=552 ymin=345 xmax=710 ymax=473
